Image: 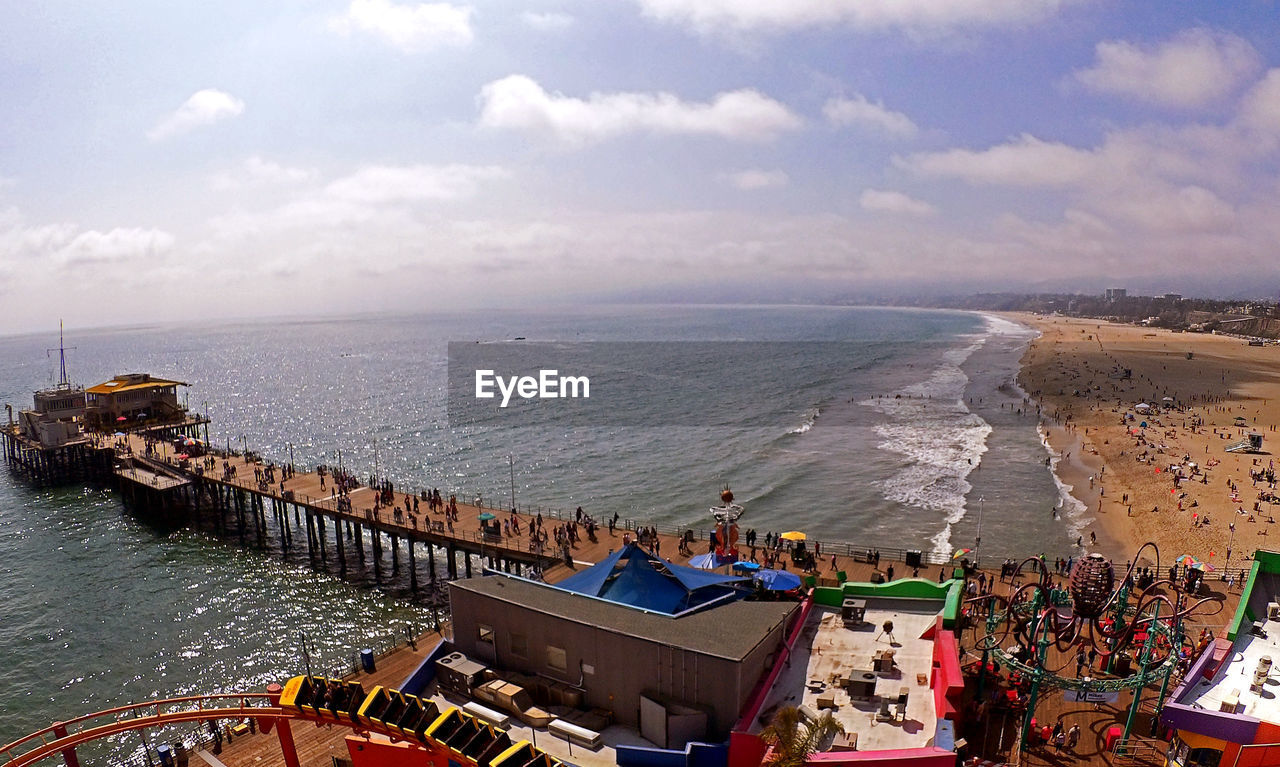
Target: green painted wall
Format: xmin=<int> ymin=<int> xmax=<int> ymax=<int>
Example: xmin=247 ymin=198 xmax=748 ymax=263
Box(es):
xmin=808 ymin=579 xmax=962 ymax=628
xmin=1226 ymin=550 xmax=1280 ymax=641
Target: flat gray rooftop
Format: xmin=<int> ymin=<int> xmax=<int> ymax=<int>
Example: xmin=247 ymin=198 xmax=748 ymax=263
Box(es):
xmin=752 ymin=598 xmax=942 ymax=752
xmin=451 ymin=574 xmax=797 ymax=661
xmin=1186 ymin=613 xmax=1280 ymax=723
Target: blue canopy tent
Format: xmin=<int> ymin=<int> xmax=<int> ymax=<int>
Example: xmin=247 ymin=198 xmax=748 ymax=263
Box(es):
xmin=755 ymin=568 xmax=803 ymax=591
xmin=556 ymin=544 xmax=749 ymax=615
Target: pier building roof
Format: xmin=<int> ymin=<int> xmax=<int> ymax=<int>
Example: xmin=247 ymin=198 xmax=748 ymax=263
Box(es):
xmin=452 ymin=573 xmax=793 ymax=661
xmin=86 ymin=374 xmax=188 ymax=395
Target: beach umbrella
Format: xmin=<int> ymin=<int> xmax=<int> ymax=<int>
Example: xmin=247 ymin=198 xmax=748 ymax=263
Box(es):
xmin=1175 ymin=554 xmax=1203 ymax=568
xmin=688 ymin=552 xmax=720 ymax=569
xmin=176 ymin=454 xmax=189 ymax=460
xmin=779 ymin=531 xmax=806 ymax=541
xmin=952 ymin=548 xmax=972 ymax=559
xmin=1135 ymin=403 xmax=1150 ymax=411
xmin=732 ymin=560 xmax=762 ymax=572
xmin=116 ymin=416 xmax=128 ymax=422
xmin=756 ymin=569 xmax=803 ymax=591
xmin=477 ymin=512 xmax=496 ymax=522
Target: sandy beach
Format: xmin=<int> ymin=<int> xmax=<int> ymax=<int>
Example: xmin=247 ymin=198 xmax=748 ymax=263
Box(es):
xmin=1012 ymin=312 xmax=1280 ymax=578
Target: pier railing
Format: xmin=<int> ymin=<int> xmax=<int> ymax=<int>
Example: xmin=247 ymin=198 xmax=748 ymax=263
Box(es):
xmin=198 ymin=446 xmax=1257 ymax=584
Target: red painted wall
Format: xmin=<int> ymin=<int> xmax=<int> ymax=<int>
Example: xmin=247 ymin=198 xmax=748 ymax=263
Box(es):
xmin=346 ymin=734 xmax=440 ymax=767
xmin=729 ymin=731 xmax=767 ymax=767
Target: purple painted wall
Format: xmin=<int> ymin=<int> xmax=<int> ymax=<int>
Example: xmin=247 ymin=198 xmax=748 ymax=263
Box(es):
xmin=1168 ymin=646 xmax=1217 ymax=705
xmin=1162 ymin=701 xmax=1259 ymax=745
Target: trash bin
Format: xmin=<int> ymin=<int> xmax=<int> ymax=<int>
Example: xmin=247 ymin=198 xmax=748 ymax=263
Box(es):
xmin=1105 ymin=725 xmax=1123 ymax=752
xmin=360 ymin=648 xmax=376 ymax=673
xmin=905 ymin=550 xmax=922 ymax=568
xmin=157 ymin=745 xmax=174 ymax=767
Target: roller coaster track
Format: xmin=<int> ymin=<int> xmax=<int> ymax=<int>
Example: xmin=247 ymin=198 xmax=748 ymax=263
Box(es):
xmin=0 ymin=694 xmax=284 ymax=767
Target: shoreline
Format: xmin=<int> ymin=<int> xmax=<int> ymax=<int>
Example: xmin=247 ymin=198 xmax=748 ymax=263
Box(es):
xmin=975 ymin=311 xmax=1128 ymax=563
xmin=1006 ymin=311 xmax=1280 ymax=577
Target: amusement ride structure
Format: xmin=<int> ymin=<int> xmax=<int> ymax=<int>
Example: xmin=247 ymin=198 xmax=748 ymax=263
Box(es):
xmin=968 ymin=543 xmax=1224 ymax=751
xmin=710 ymin=487 xmax=744 ymax=559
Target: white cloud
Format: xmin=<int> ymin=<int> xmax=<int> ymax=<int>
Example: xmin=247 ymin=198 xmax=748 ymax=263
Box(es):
xmin=1096 ymin=184 xmax=1235 ymax=234
xmin=859 ymin=189 xmax=935 ymax=216
xmin=633 ymin=0 xmax=1076 ymax=35
xmin=324 ymin=164 xmax=508 ymax=204
xmin=208 ymin=163 xmax=509 ymax=241
xmin=898 ymin=124 xmax=1247 ymax=234
xmin=521 ymin=11 xmax=574 ymax=31
xmin=0 ymin=207 xmax=76 ymax=259
xmin=54 ymin=228 xmax=174 ymax=266
xmin=823 ymin=95 xmax=918 ymax=138
xmin=897 ymin=134 xmax=1096 ymax=187
xmin=477 ymin=75 xmax=801 ymax=144
xmin=723 ymin=169 xmax=788 ymax=190
xmin=1238 ymin=69 xmax=1280 ymax=141
xmin=211 ymin=156 xmax=318 ymax=190
xmin=1073 ymin=28 xmax=1261 ymax=109
xmin=147 ymin=89 xmax=245 ymax=141
xmin=330 ymin=0 xmax=473 ymax=51
xmin=0 ymin=207 xmax=173 ymax=269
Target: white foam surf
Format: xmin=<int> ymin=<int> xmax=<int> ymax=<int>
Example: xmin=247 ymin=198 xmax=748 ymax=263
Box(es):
xmin=791 ymin=407 xmax=819 ymax=434
xmin=1038 ymin=424 xmax=1092 ymax=546
xmin=861 ymin=332 xmax=992 ymax=558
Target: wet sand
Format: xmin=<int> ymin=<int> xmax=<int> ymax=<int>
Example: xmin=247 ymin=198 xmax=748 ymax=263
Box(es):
xmin=1012 ymin=313 xmax=1280 ymax=577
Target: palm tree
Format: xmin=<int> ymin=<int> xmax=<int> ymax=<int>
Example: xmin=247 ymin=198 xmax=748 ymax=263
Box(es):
xmin=760 ymin=706 xmax=845 ymax=767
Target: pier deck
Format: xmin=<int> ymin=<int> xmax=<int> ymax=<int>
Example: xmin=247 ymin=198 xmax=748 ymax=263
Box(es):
xmin=209 ymin=632 xmax=444 ymax=767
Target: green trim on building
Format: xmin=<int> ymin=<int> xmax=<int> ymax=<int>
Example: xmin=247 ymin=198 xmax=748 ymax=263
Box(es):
xmin=809 ymin=578 xmax=962 ymax=628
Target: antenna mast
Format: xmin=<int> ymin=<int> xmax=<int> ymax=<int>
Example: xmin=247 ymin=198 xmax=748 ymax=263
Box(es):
xmin=46 ymin=320 xmax=77 ymax=389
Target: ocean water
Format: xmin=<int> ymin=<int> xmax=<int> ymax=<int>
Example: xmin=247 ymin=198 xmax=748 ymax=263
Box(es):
xmin=0 ymin=305 xmax=1067 ymax=758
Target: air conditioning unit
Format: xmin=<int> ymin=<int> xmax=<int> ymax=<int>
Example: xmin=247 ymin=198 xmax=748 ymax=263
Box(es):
xmin=1267 ymin=602 xmax=1280 ymax=621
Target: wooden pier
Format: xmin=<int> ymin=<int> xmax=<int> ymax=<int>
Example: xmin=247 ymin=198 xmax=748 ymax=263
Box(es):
xmin=101 ymin=428 xmax=567 ymax=592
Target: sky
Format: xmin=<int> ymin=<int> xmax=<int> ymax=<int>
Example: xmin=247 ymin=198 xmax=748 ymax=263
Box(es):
xmin=3 ymin=1 xmax=1280 ymax=332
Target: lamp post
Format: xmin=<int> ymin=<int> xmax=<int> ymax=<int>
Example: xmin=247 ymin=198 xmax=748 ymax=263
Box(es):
xmin=1225 ymin=522 xmax=1237 ymax=580
xmin=509 ymin=455 xmax=516 ymax=512
xmin=288 ymin=442 xmax=294 ymax=472
xmin=300 ymin=631 xmax=313 ymax=679
xmin=975 ymin=496 xmax=984 ymax=566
